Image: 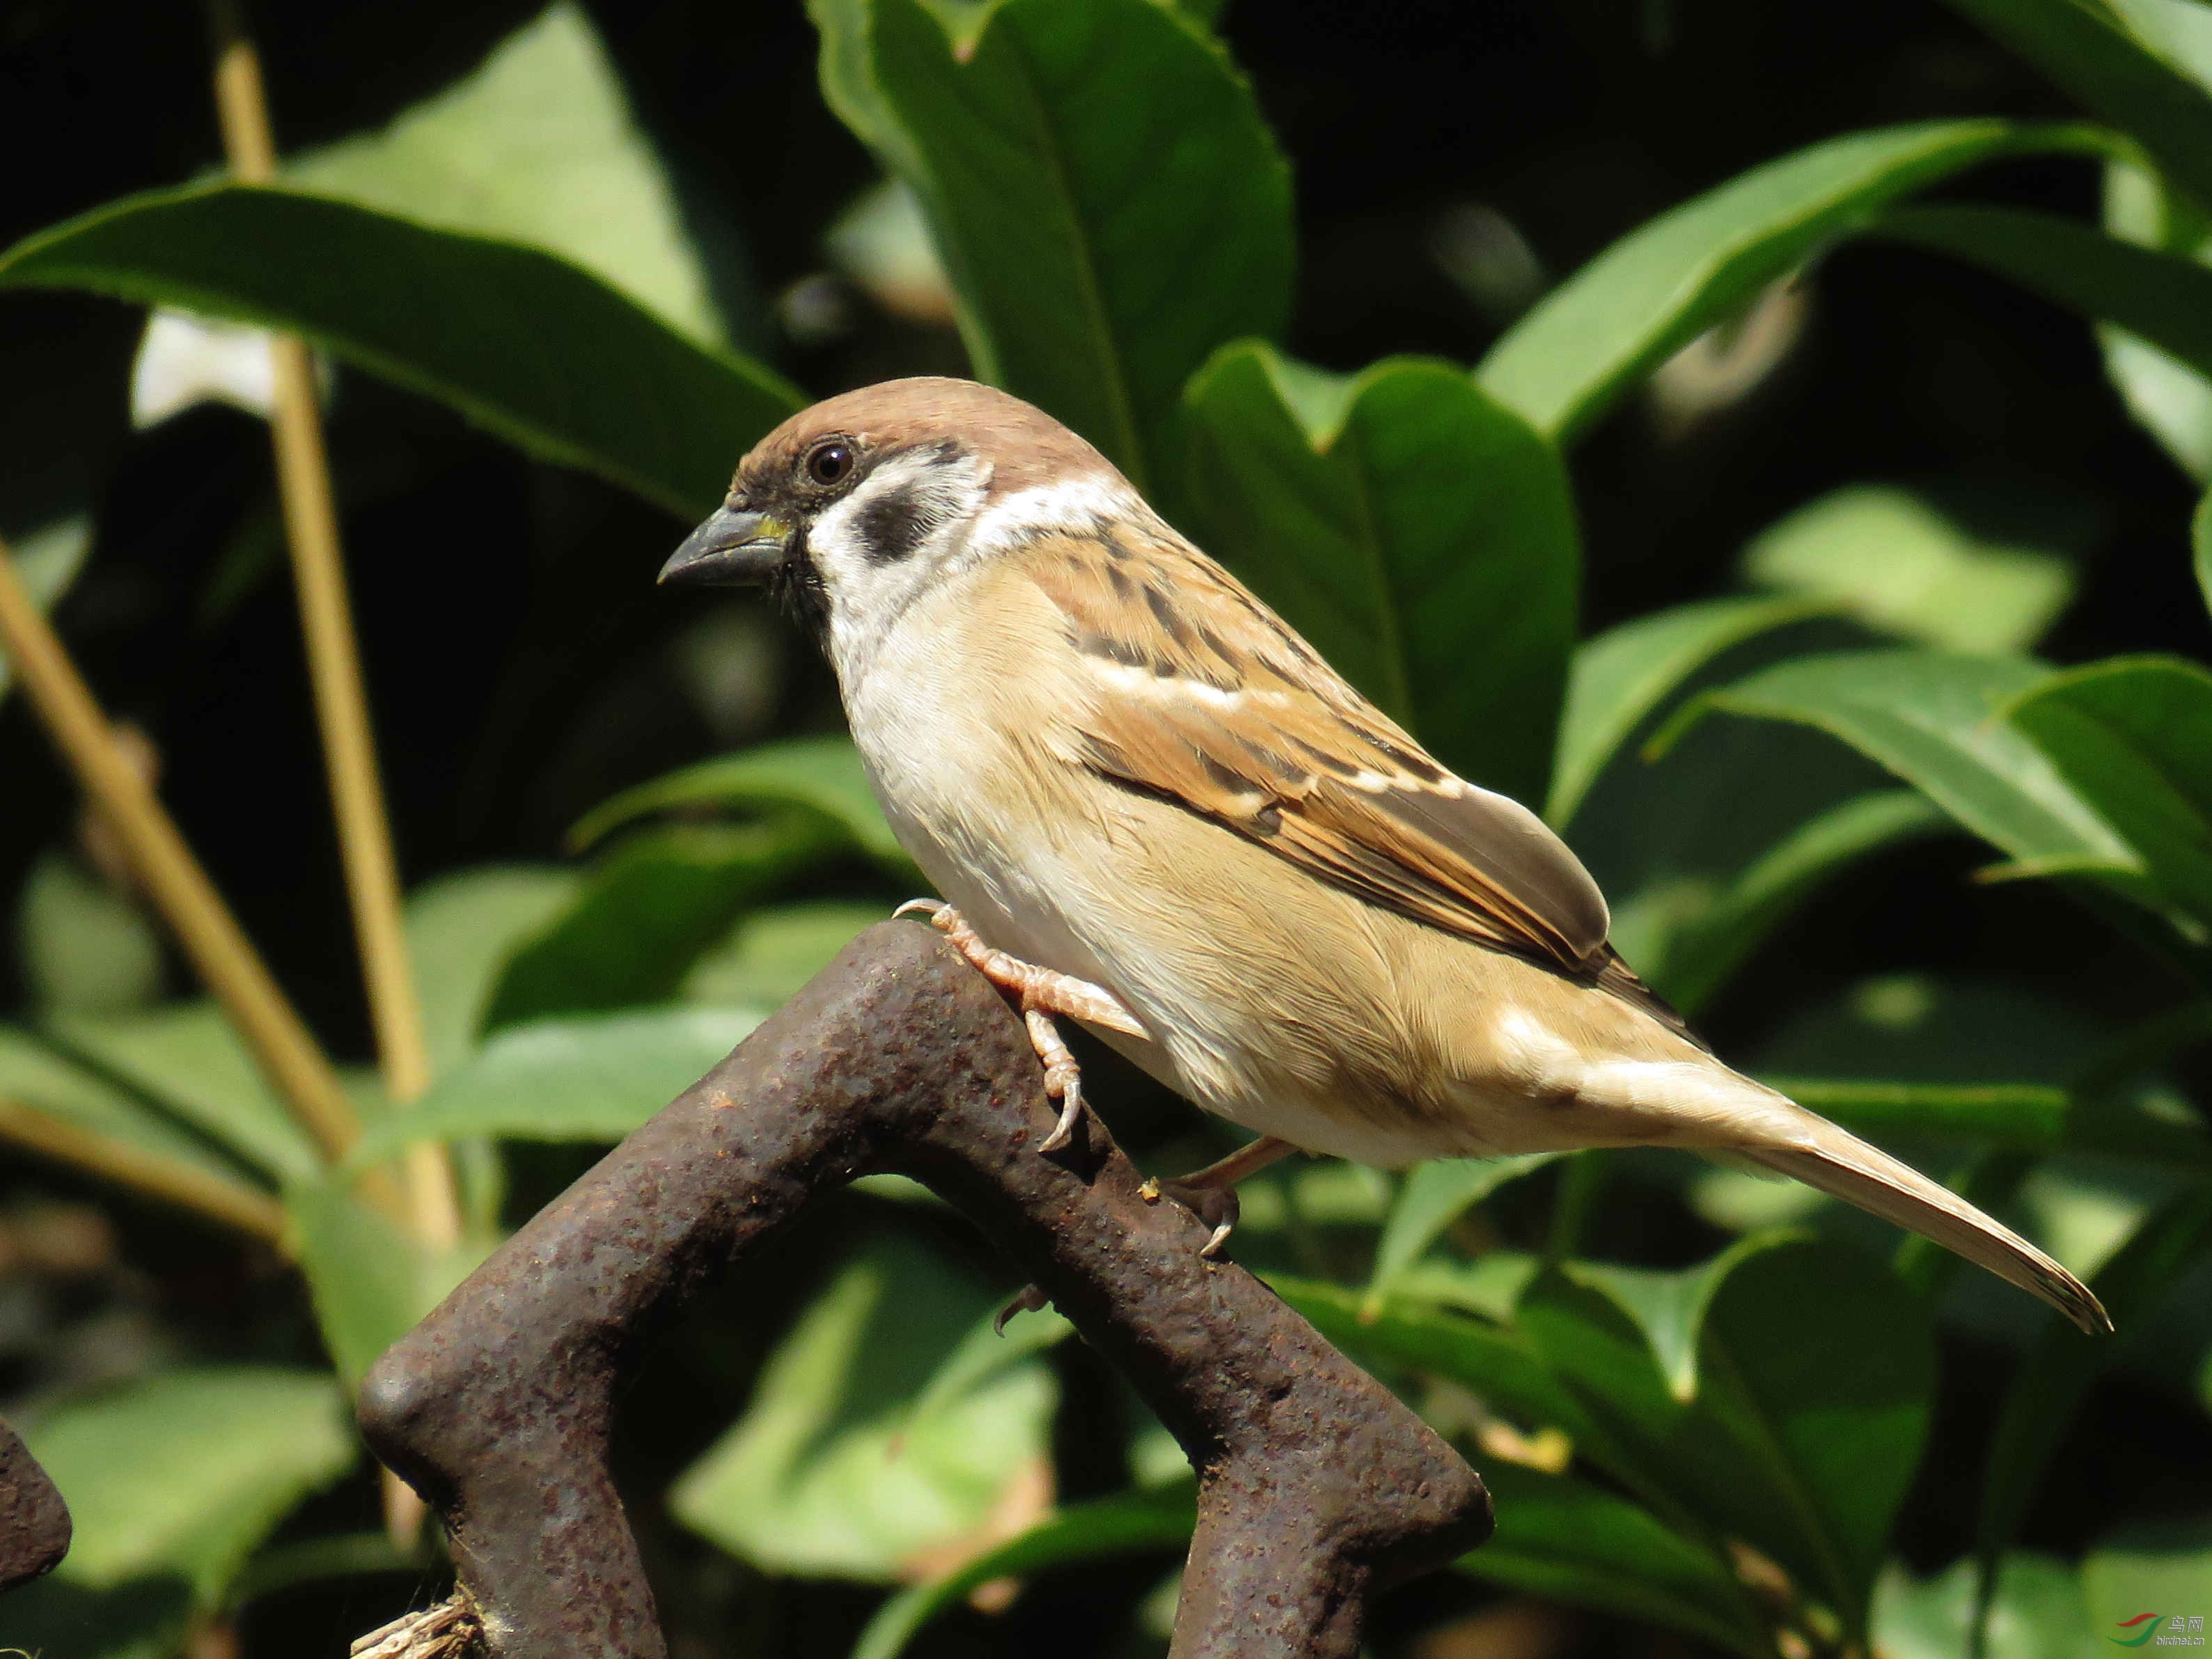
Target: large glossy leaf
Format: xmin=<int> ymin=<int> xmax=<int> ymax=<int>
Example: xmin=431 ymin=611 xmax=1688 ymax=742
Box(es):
xmin=1475 ymin=121 xmax=2098 ymax=442
xmin=1363 ymin=1155 xmax=1560 ymax=1312
xmin=484 ymin=821 xmax=835 ymax=1030
xmin=1518 ymin=1237 xmax=1936 ymax=1633
xmin=405 ymin=863 xmax=583 ymax=1074
xmin=287 ymin=1178 xmax=490 ymax=1386
xmin=1874 ymin=1552 xmax=2094 ymax=1659
xmin=0 ymin=514 xmax=89 ymax=706
xmin=853 ymin=0 xmax=1292 ymax=496
xmin=1972 ymin=1189 xmax=2212 ymax=1629
xmin=286 ymin=2 xmax=727 ymax=344
xmin=673 ymin=1237 xmax=1065 ymax=1581
xmin=684 ymin=901 xmax=887 ymax=1009
xmin=568 ymin=734 xmax=912 ymax=871
xmin=1547 ymin=594 xmax=1829 ymax=829
xmin=348 ymin=1007 xmax=762 ymax=1163
xmin=42 ymin=1002 xmax=322 ymax=1187
xmin=853 ymin=1480 xmax=1198 ymax=1659
xmin=1460 ymin=1463 xmax=1768 ymax=1659
xmin=1741 ymin=486 xmax=2074 ymax=655
xmin=1181 ymin=345 xmax=1580 ymax=801
xmin=1670 ymin=650 xmax=2142 ymax=883
xmin=0 ymin=1025 xmax=284 ymax=1240
xmin=1938 ymin=0 xmax=2212 ymax=213
xmin=0 ymin=186 xmax=801 ymax=519
xmin=1878 ymin=206 xmax=2212 ymax=383
xmin=2007 ymin=656 xmax=2212 ymax=929
xmin=5 ymin=1369 xmax=354 ymax=1659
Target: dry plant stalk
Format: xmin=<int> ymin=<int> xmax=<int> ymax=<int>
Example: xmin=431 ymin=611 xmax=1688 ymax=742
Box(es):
xmin=203 ymin=0 xmax=461 ymax=1252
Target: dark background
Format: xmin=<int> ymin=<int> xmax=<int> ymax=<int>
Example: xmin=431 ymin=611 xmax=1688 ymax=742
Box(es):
xmin=2 ymin=2 xmax=2207 ymax=1655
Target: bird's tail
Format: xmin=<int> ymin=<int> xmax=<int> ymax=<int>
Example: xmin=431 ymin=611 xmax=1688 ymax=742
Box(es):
xmin=1737 ymin=1108 xmax=2110 ymax=1335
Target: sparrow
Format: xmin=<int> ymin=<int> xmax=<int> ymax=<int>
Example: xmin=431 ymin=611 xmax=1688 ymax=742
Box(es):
xmin=658 ymin=376 xmax=2109 ymax=1336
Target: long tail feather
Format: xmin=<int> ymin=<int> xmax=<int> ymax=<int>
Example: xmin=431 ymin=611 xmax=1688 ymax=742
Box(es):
xmin=1741 ymin=1119 xmax=2110 ymax=1335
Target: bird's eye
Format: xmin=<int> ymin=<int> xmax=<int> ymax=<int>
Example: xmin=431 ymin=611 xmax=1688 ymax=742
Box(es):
xmin=805 ymin=441 xmax=854 ymax=487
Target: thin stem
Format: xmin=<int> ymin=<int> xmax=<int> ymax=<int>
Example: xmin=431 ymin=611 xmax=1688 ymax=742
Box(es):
xmin=0 ymin=537 xmax=363 ymax=1164
xmin=203 ymin=0 xmax=460 ymax=1251
xmin=0 ymin=1098 xmax=287 ymax=1245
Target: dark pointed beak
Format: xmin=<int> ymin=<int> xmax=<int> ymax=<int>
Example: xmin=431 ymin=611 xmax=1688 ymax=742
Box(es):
xmin=659 ymin=506 xmax=793 ymax=588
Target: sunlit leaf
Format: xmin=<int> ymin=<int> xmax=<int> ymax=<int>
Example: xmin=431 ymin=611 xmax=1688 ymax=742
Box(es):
xmin=1476 ymin=121 xmax=2100 ymax=442
xmin=287 ymin=1178 xmax=489 ymax=1387
xmin=684 ymin=901 xmax=886 ymax=1009
xmin=405 ymin=863 xmax=583 ymax=1073
xmin=0 ymin=185 xmax=801 ymax=519
xmin=1363 ymin=1155 xmax=1558 ymax=1312
xmin=1182 ymin=345 xmax=1579 ymax=801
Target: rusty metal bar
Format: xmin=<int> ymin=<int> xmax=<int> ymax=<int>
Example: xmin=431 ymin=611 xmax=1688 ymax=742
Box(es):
xmin=0 ymin=1415 xmax=70 ymax=1593
xmin=358 ymin=921 xmax=1491 ymax=1658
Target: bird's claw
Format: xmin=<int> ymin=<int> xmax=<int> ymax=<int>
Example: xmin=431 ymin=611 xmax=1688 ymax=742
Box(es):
xmin=994 ymin=1282 xmax=1051 ymax=1335
xmin=1138 ymin=1175 xmax=1240 ymax=1259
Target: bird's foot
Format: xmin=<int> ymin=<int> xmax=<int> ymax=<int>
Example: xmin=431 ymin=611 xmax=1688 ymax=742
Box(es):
xmin=1139 ymin=1136 xmax=1301 ymax=1259
xmin=896 ymin=899 xmax=1147 ymax=1155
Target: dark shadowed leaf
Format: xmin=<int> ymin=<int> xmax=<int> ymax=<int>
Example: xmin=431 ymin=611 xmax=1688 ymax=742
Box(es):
xmin=2007 ymin=656 xmax=2212 ymax=929
xmin=1475 ymin=121 xmax=2099 ymax=442
xmin=1461 ymin=1463 xmax=1768 ymax=1658
xmin=856 ymin=0 xmax=1292 ymax=496
xmin=1878 ymin=206 xmax=2212 ymax=384
xmin=485 ymin=821 xmax=836 ymax=1030
xmin=1182 ymin=344 xmax=1579 ymax=801
xmin=1547 ymin=594 xmax=1830 ymax=829
xmin=1937 ymin=0 xmax=2212 ymax=212
xmin=0 ymin=185 xmax=801 ymax=518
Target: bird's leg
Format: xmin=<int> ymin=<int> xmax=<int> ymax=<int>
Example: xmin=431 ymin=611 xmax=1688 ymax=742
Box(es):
xmin=895 ymin=899 xmax=1147 ymax=1156
xmin=1141 ymin=1135 xmax=1301 ymax=1259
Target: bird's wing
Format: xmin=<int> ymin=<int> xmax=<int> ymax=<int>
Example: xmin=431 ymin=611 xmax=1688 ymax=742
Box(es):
xmin=1028 ymin=521 xmax=1642 ymax=991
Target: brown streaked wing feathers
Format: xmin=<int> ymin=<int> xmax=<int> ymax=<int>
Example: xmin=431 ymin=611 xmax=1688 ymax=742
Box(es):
xmin=1030 ymin=524 xmax=1696 ymax=1035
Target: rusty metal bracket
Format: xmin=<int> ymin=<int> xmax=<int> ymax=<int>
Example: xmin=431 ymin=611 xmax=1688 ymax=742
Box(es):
xmin=0 ymin=1413 xmax=71 ymax=1594
xmin=358 ymin=920 xmax=1491 ymax=1658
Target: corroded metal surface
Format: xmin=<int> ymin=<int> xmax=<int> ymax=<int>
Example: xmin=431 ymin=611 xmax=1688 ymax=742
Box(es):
xmin=359 ymin=920 xmax=1491 ymax=1658
xmin=0 ymin=1413 xmax=70 ymax=1592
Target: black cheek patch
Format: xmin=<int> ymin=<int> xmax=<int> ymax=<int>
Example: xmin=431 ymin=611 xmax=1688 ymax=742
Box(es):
xmin=852 ymin=479 xmax=932 ymax=563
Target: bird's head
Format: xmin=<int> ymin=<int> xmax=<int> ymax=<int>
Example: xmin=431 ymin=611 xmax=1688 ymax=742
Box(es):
xmin=660 ymin=377 xmax=1132 ymax=675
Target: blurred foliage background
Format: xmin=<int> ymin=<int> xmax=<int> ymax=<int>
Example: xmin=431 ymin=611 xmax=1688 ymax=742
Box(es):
xmin=3 ymin=1 xmax=2211 ymax=1658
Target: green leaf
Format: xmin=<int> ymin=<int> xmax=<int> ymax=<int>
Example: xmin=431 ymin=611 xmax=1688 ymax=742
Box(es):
xmin=1973 ymin=1188 xmax=2212 ymax=1621
xmin=852 ymin=1481 xmax=1198 ymax=1659
xmin=672 ymin=1236 xmax=1062 ymax=1581
xmin=349 ymin=1006 xmax=762 ymax=1163
xmin=485 ymin=821 xmax=836 ymax=1031
xmin=286 ymin=2 xmax=728 ymax=344
xmin=2007 ymin=656 xmax=2212 ymax=929
xmin=43 ymin=1002 xmax=322 ymax=1186
xmin=685 ymin=901 xmax=888 ymax=1009
xmin=8 ymin=1369 xmax=353 ymax=1652
xmin=1459 ymin=1463 xmax=1768 ymax=1659
xmin=1670 ymin=650 xmax=2142 ymax=881
xmin=0 ymin=1024 xmax=280 ymax=1227
xmin=860 ymin=0 xmax=1292 ymax=495
xmin=1874 ymin=1552 xmax=2094 ymax=1659
xmin=2082 ymin=1514 xmax=2212 ymax=1633
xmin=1878 ymin=205 xmax=2212 ymax=385
xmin=1767 ymin=1076 xmax=2209 ymax=1169
xmin=1181 ymin=345 xmax=1580 ymax=801
xmin=568 ymin=734 xmax=912 ymax=870
xmin=1742 ymin=486 xmax=2074 ymax=655
xmin=287 ymin=1177 xmax=490 ymax=1386
xmin=1519 ymin=1238 xmax=1936 ymax=1632
xmin=0 ymin=514 xmax=90 ymax=705
xmin=1547 ymin=594 xmax=1830 ymax=829
xmin=405 ymin=863 xmax=583 ymax=1074
xmin=17 ymin=849 xmax=166 ymax=1018
xmin=1363 ymin=1154 xmax=1559 ymax=1313
xmin=1636 ymin=788 xmax=1952 ymax=1015
xmin=1475 ymin=121 xmax=2100 ymax=442
xmin=1937 ymin=0 xmax=2212 ymax=214
xmin=0 ymin=185 xmax=801 ymax=519
xmin=2196 ymin=488 xmax=2212 ymax=614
